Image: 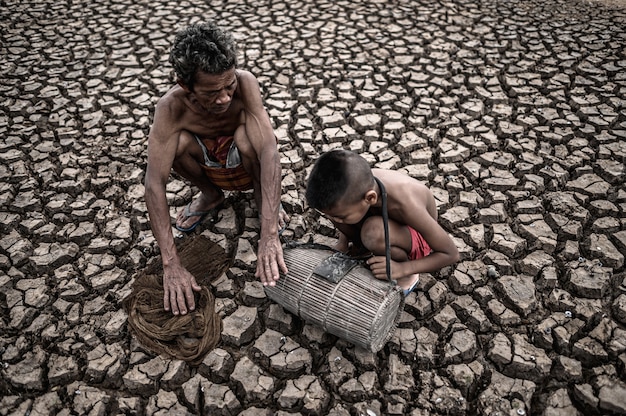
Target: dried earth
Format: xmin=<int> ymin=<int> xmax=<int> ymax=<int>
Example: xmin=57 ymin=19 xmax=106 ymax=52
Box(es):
xmin=1 ymin=0 xmax=626 ymax=415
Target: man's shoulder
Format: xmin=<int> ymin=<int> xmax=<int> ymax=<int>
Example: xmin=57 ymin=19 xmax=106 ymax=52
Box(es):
xmin=236 ymin=69 xmax=257 ymax=82
xmin=235 ymin=69 xmax=261 ymax=93
xmin=233 ymin=70 xmax=264 ymax=109
xmin=154 ymin=86 xmax=188 ymax=118
xmin=157 ymin=85 xmax=185 ymax=107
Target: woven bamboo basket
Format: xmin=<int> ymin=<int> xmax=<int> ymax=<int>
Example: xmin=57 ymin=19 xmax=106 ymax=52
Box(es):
xmin=265 ymin=246 xmax=405 ymax=352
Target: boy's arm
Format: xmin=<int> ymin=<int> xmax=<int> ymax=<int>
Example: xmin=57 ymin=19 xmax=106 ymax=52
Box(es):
xmin=398 ymin=211 xmax=460 ymax=276
xmin=335 ymin=230 xmax=349 ymax=252
xmin=393 ymin=182 xmax=459 ymax=277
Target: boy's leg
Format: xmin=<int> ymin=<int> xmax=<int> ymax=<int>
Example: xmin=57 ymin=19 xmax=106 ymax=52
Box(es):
xmin=360 ymin=216 xmax=420 ymax=291
xmin=360 ymin=216 xmax=413 ymax=261
xmin=171 ymin=131 xmax=225 ymax=229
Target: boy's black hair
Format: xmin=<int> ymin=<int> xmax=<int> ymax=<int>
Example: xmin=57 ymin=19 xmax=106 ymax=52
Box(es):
xmin=306 ymin=149 xmax=374 ymax=211
xmin=169 ymin=21 xmax=237 ymax=91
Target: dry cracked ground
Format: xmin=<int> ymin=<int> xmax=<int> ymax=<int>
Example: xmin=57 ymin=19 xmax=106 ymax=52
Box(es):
xmin=1 ymin=0 xmax=626 ymax=415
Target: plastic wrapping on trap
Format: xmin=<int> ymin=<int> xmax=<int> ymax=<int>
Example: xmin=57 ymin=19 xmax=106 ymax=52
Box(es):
xmin=264 ymin=246 xmax=405 ymax=352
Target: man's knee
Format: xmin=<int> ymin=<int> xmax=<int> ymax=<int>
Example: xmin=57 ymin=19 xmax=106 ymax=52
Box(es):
xmin=234 ymin=126 xmax=263 ymax=176
xmin=234 ymin=126 xmax=260 ymax=158
xmin=172 ymin=131 xmax=203 ymax=171
xmin=174 ymin=131 xmax=198 ymax=158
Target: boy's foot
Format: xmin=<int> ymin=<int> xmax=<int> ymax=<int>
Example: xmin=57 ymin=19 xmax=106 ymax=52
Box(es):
xmin=399 ymin=274 xmax=420 ymax=296
xmin=175 ymin=192 xmax=225 ymax=232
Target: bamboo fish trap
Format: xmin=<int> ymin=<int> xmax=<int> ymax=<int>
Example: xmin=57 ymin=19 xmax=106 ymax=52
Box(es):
xmin=264 ymin=246 xmax=405 ymax=352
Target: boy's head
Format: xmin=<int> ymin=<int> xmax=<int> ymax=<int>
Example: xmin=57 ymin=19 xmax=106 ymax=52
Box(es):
xmin=169 ymin=22 xmax=237 ymax=91
xmin=306 ymin=149 xmax=376 ymax=224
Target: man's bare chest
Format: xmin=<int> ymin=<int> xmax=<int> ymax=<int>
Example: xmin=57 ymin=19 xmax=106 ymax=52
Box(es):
xmin=181 ymin=102 xmax=244 ymax=138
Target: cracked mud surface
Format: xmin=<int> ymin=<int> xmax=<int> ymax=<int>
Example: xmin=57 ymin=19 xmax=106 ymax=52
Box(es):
xmin=1 ymin=0 xmax=626 ymax=414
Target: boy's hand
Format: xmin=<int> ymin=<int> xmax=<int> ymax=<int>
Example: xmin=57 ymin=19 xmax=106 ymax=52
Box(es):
xmin=347 ymin=244 xmax=371 ymax=259
xmin=367 ymin=256 xmax=405 ymax=280
xmin=334 ymin=240 xmax=349 ymax=253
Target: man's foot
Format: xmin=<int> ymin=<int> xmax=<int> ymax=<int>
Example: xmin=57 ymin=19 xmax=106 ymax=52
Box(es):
xmin=261 ymin=203 xmax=290 ymax=234
xmin=175 ymin=193 xmax=225 ymax=232
xmin=398 ymin=274 xmax=420 ymax=296
xmin=278 ymin=204 xmax=289 ymax=234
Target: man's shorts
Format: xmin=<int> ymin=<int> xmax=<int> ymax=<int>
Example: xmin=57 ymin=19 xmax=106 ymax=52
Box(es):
xmin=195 ymin=135 xmax=253 ymax=191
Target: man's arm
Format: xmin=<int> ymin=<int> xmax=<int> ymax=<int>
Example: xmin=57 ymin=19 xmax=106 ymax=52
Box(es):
xmin=237 ymin=71 xmax=287 ymax=285
xmin=145 ymin=98 xmax=201 ymax=314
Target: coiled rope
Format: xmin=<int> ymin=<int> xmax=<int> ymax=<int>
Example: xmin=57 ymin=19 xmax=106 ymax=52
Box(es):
xmin=123 ymin=235 xmax=229 ymax=365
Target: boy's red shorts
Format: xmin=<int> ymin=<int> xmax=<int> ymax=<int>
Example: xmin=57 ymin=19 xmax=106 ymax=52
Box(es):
xmin=408 ymin=227 xmax=432 ymax=260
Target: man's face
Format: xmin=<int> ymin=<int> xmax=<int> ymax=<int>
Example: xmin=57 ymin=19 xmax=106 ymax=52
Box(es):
xmin=188 ymin=67 xmax=237 ymax=114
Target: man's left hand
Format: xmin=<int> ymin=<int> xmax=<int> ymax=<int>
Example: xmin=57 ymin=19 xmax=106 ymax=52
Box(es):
xmin=255 ymin=235 xmax=287 ymax=286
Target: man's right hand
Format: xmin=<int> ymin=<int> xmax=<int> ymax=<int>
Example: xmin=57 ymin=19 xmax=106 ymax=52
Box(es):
xmin=162 ymin=262 xmax=202 ymax=315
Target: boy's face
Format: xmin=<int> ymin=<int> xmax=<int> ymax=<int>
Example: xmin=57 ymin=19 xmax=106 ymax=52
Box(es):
xmin=321 ymin=195 xmax=373 ymax=225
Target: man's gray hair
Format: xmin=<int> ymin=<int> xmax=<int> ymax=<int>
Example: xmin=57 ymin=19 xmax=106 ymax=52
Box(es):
xmin=169 ymin=22 xmax=237 ymax=91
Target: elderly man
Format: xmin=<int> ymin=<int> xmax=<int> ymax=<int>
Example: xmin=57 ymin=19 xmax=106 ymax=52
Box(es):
xmin=144 ymin=22 xmax=288 ymax=315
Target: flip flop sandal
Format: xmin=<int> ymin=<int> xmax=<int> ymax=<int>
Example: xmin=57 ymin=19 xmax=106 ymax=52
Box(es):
xmin=403 ymin=274 xmax=420 ymax=296
xmin=262 ymin=203 xmax=289 ymax=235
xmin=278 ymin=204 xmax=288 ymax=235
xmin=175 ymin=202 xmax=217 ymax=232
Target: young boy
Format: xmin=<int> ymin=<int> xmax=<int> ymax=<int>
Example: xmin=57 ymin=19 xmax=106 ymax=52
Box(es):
xmin=305 ymin=149 xmax=460 ymax=295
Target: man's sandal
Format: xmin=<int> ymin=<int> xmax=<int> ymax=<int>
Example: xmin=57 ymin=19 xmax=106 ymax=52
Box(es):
xmin=175 ymin=202 xmax=217 ymax=232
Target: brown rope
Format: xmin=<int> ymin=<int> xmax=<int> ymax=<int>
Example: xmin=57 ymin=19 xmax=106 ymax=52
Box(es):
xmin=123 ymin=236 xmax=230 ymax=365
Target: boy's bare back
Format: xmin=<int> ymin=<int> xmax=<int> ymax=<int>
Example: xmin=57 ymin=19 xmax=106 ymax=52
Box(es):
xmin=369 ymin=169 xmax=454 ymax=261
